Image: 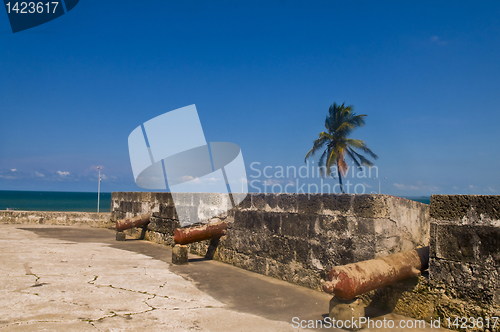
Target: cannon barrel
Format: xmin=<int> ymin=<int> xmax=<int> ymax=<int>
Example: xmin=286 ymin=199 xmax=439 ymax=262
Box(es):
xmin=322 ymin=247 xmax=429 ymax=300
xmin=116 ymin=213 xmax=151 ymax=232
xmin=174 ymin=222 xmax=227 ymax=245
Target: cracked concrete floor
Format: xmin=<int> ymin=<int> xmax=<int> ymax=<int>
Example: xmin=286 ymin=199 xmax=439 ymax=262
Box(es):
xmin=0 ymin=225 xmax=311 ymax=331
xmin=0 ymin=225 xmax=451 ymax=332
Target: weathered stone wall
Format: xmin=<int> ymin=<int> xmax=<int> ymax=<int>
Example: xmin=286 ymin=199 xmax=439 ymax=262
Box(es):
xmin=111 ymin=192 xmax=429 ymax=290
xmin=372 ymin=195 xmax=500 ymax=331
xmin=0 ymin=210 xmax=112 ymax=228
xmin=428 ymin=195 xmax=500 ymax=327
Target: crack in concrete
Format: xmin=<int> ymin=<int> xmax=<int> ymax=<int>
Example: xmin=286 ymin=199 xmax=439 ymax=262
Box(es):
xmin=143 ymin=294 xmax=157 ymax=310
xmin=88 ymin=275 xmax=98 ymax=284
xmin=81 ymin=272 xmax=223 ymax=326
xmin=88 ymin=321 xmax=102 ymax=331
xmin=23 ymin=262 xmax=41 ymax=286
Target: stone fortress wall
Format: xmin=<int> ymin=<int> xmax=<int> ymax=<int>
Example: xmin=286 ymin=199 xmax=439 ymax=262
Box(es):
xmin=2 ymin=193 xmax=499 ymax=329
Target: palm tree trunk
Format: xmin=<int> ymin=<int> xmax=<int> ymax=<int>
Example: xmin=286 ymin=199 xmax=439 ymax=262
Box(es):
xmin=337 ymin=168 xmax=344 ymax=193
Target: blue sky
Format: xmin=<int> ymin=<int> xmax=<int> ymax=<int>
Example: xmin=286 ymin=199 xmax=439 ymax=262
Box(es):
xmin=1 ymin=1 xmax=500 ymax=196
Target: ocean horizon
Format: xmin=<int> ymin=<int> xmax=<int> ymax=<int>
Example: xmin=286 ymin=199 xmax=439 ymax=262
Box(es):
xmin=0 ymin=190 xmax=112 ymax=212
xmin=0 ymin=190 xmax=431 ymax=212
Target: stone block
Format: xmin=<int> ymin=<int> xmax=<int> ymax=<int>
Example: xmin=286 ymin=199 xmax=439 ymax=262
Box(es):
xmin=432 ymin=223 xmax=500 ymax=264
xmin=429 ymin=258 xmax=498 ymax=304
xmin=318 ymin=215 xmax=349 ymax=235
xmin=329 ymin=297 xmax=365 ymax=325
xmin=251 ymin=193 xmax=266 ymax=210
xmin=352 ymin=195 xmax=388 ymax=218
xmin=264 ymin=194 xmax=278 ymax=210
xmin=277 ymin=194 xmax=298 ymax=213
xmin=322 ymin=194 xmax=352 ymax=213
xmin=116 ymin=231 xmax=126 ymax=241
xmin=132 ymin=201 xmax=142 ymax=214
xmin=157 ymin=204 xmax=177 ymax=220
xmin=233 ymin=210 xmax=264 ymax=231
xmin=140 ymin=191 xmax=152 ymax=202
xmin=297 ymin=194 xmax=322 ymax=215
xmin=225 ymin=230 xmax=269 ymax=255
xmin=476 ymin=225 xmax=500 ymax=265
xmin=268 ymin=236 xmax=294 ymax=264
xmin=236 ymin=194 xmax=252 ymax=210
xmin=147 ymin=217 xmax=179 ymax=235
xmin=111 ymin=192 xmax=123 ymax=200
xmin=152 ymin=192 xmax=174 ymax=206
xmin=172 ymin=244 xmax=189 ymax=265
xmin=432 ymin=223 xmax=475 ymax=262
xmin=263 ymin=212 xmax=281 ymax=234
xmin=473 ymin=195 xmax=500 ymax=220
xmin=430 ymin=195 xmax=471 ymax=221
xmin=281 ymin=213 xmax=308 ymax=238
xmin=323 ymin=238 xmax=355 ymax=266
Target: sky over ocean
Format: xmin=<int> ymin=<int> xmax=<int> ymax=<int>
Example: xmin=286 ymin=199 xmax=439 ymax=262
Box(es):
xmin=1 ymin=1 xmax=500 ymax=196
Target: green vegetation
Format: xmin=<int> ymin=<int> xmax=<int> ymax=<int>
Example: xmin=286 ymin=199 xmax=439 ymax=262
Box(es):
xmin=305 ymin=102 xmax=378 ymax=193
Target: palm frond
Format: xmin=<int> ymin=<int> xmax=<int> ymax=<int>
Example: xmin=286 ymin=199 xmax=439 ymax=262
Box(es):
xmin=326 ymin=148 xmax=338 ymax=176
xmin=346 ymin=138 xmax=365 ymax=149
xmin=345 ymin=148 xmax=362 ymax=168
xmin=318 ymin=149 xmax=329 ymax=177
xmin=348 ymin=148 xmax=374 ymax=167
xmin=358 ymin=145 xmax=378 ymax=160
xmin=304 ymin=135 xmax=328 ymax=162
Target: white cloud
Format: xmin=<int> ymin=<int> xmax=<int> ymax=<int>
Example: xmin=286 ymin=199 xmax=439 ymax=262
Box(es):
xmin=264 ymin=179 xmax=283 ymax=186
xmin=452 ymin=186 xmax=459 ymax=190
xmin=177 ymin=175 xmax=223 ymax=185
xmin=180 ymin=175 xmax=195 ymax=182
xmin=35 ymin=171 xmax=45 ymax=177
xmin=487 ymin=186 xmax=496 ymax=192
xmin=430 ymin=35 xmax=447 ymax=45
xmin=393 ymin=181 xmax=439 ymax=191
xmin=57 ymin=171 xmax=70 ymax=176
xmin=10 ymin=169 xmax=17 ymax=172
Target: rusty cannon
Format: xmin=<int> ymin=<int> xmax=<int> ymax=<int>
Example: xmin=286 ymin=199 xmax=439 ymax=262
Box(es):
xmin=115 ymin=214 xmax=151 ymax=241
xmin=174 ymin=222 xmax=227 ymax=245
xmin=116 ymin=213 xmax=151 ymax=231
xmin=323 ymin=246 xmax=429 ymax=300
xmin=172 ymin=221 xmax=227 ymax=265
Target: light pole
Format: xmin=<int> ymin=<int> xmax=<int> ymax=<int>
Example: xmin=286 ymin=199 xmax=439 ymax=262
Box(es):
xmin=97 ymin=166 xmax=102 ymax=212
xmin=373 ymin=177 xmax=387 ymax=194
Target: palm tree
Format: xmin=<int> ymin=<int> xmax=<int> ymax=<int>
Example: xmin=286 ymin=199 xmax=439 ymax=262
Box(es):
xmin=304 ymin=102 xmax=378 ymax=193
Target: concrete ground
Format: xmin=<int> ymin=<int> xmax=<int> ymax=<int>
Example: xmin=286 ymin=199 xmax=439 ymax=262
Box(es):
xmin=0 ymin=225 xmax=450 ymax=331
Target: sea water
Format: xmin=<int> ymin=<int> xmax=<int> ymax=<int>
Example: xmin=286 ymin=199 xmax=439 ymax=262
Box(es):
xmin=0 ymin=190 xmax=112 ymax=212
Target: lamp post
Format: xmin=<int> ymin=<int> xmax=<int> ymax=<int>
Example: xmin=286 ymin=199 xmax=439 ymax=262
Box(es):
xmin=373 ymin=177 xmax=387 ymax=194
xmin=97 ymin=166 xmax=102 ymax=212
